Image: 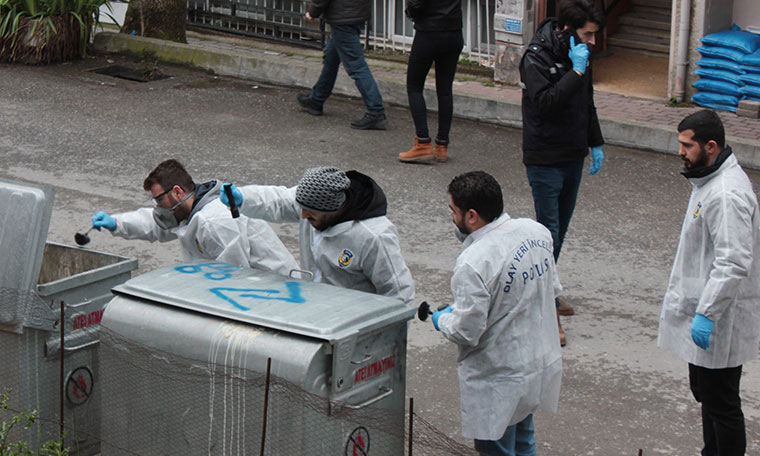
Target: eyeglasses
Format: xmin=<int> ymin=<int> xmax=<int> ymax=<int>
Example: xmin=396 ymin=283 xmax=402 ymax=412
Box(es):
xmin=152 ymin=187 xmax=173 ymax=205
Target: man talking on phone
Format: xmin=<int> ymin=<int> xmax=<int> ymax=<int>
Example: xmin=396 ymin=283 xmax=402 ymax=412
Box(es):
xmin=519 ymin=0 xmax=605 ymax=347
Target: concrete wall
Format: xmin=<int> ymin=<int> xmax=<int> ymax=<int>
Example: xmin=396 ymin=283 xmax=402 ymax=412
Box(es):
xmin=667 ymin=0 xmax=734 ymax=100
xmin=733 ymin=0 xmax=760 ymax=32
xmin=493 ymin=0 xmax=538 ymax=85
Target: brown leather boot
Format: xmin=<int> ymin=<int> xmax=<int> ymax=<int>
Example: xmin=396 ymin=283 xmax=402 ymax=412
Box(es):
xmin=434 ymin=142 xmax=448 ymax=162
xmin=556 ymin=297 xmax=575 ymax=316
xmin=399 ymin=137 xmax=435 ymax=163
xmin=557 ymin=308 xmax=566 ymax=347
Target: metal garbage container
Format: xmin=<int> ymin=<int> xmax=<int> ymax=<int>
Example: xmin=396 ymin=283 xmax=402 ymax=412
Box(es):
xmin=0 ymin=178 xmax=138 ymax=455
xmin=99 ymin=261 xmax=416 ymax=455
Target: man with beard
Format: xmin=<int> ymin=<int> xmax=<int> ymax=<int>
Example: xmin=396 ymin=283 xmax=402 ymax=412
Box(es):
xmin=658 ymin=110 xmax=760 ymax=456
xmin=220 ymin=167 xmax=415 ymax=305
xmin=91 ymin=159 xmax=297 ymax=276
xmin=432 ymin=171 xmax=562 ymax=455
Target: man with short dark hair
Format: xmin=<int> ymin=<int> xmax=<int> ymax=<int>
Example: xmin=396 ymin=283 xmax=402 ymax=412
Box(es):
xmin=221 ymin=167 xmax=414 ymax=305
xmin=432 ymin=171 xmax=563 ymax=455
xmin=519 ymin=0 xmax=606 ymax=345
xmin=296 ymin=0 xmax=387 ymax=130
xmin=659 ymin=110 xmax=760 ymax=456
xmin=91 ymin=159 xmax=297 ymax=275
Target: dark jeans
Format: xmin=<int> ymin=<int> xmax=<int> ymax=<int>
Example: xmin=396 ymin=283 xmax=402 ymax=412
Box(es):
xmin=474 ymin=414 xmax=536 ymax=456
xmin=310 ymin=24 xmax=384 ymax=115
xmin=525 ymin=160 xmax=584 ymax=263
xmin=689 ymin=364 xmax=746 ymax=456
xmin=406 ymin=30 xmax=463 ymax=142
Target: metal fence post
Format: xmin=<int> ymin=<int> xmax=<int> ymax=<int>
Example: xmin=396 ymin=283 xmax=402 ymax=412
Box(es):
xmin=59 ymin=300 xmax=65 ymax=442
xmin=408 ymin=397 xmax=414 ymax=456
xmin=260 ymin=357 xmax=272 ymax=456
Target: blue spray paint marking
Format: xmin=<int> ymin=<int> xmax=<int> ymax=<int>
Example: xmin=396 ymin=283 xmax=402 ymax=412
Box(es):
xmin=175 ymin=262 xmax=241 ymax=281
xmin=210 ymin=282 xmax=306 ymax=310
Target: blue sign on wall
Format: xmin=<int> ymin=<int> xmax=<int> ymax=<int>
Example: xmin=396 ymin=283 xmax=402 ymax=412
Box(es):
xmin=504 ymin=17 xmax=522 ymax=34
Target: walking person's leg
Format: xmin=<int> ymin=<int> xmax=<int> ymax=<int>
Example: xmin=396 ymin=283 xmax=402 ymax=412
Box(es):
xmin=331 ymin=24 xmax=386 ymax=129
xmin=526 ymin=164 xmax=567 ymax=345
xmin=399 ymin=30 xmax=436 ymax=162
xmin=432 ymin=30 xmax=464 ymax=162
xmin=308 ymin=28 xmax=341 ymax=107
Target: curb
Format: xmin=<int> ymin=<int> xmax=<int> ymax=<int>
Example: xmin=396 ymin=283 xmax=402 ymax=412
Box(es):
xmin=92 ymin=32 xmax=760 ymax=170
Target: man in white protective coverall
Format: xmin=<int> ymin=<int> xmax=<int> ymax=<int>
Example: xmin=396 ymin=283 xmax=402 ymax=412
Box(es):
xmin=432 ymin=171 xmax=563 ymax=456
xmin=220 ymin=166 xmax=415 ymax=306
xmin=91 ymin=159 xmax=298 ymax=275
xmin=658 ymin=110 xmax=760 ymax=456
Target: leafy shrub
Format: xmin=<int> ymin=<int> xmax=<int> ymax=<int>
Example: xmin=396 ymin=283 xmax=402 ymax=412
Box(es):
xmin=0 ymin=0 xmax=114 ymax=63
xmin=0 ymin=389 xmax=69 ymax=456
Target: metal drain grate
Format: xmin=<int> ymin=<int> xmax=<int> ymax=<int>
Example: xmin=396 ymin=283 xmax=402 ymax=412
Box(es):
xmin=90 ymin=65 xmax=169 ymax=82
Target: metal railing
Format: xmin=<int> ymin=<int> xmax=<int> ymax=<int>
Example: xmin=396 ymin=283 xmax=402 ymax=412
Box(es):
xmin=186 ymin=0 xmax=496 ymax=66
xmin=187 ymin=0 xmax=326 ymax=48
xmin=367 ymin=0 xmax=496 ymax=67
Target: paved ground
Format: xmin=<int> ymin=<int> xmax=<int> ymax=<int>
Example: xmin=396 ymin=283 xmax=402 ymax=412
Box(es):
xmin=2 ymin=53 xmax=760 ymax=455
xmin=91 ymin=29 xmax=760 ymax=171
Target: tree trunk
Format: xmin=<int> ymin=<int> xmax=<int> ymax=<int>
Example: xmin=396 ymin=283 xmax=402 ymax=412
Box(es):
xmin=120 ymin=0 xmax=187 ymax=43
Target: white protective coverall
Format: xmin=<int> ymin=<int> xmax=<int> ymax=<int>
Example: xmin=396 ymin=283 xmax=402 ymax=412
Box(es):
xmin=658 ymin=153 xmax=760 ymax=368
xmin=235 ymin=184 xmax=415 ymax=306
xmin=437 ymin=213 xmax=563 ymax=440
xmin=111 ymin=180 xmax=298 ymax=276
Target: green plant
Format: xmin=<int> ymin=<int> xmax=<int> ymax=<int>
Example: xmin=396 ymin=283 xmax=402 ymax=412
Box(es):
xmin=0 ymin=0 xmax=114 ymax=62
xmin=0 ymin=389 xmax=69 ymax=456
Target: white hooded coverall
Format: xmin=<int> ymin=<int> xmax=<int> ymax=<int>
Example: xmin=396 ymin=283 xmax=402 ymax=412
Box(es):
xmin=437 ymin=213 xmax=563 ymax=440
xmin=111 ymin=180 xmax=298 ymax=276
xmin=659 ymin=153 xmax=760 ymax=369
xmin=235 ymin=184 xmax=415 ymax=306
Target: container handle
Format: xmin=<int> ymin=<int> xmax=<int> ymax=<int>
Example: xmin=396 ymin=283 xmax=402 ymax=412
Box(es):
xmin=63 ymin=340 xmax=99 ymax=352
xmin=66 ymin=299 xmax=92 ymax=309
xmin=288 ymin=269 xmax=314 ymax=281
xmin=342 ymin=386 xmax=392 ymax=410
xmin=350 ymin=354 xmax=372 ymax=365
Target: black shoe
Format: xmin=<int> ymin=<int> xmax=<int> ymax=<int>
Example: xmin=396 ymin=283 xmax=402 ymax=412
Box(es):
xmin=350 ymin=113 xmax=387 ymax=130
xmin=297 ymin=93 xmax=323 ymax=116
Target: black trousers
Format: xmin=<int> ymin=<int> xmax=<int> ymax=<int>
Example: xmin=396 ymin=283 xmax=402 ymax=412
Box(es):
xmin=406 ymin=30 xmax=463 ymax=143
xmin=688 ymin=363 xmax=746 ymax=456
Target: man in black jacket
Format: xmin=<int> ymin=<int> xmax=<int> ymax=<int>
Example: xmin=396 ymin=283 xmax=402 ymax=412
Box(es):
xmin=296 ymin=0 xmax=387 ymax=130
xmin=519 ymin=0 xmax=604 ymax=346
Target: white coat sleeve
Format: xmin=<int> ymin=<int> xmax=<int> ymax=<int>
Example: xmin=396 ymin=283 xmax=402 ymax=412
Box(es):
xmin=360 ymin=230 xmax=415 ymax=306
xmin=439 ymin=262 xmax=490 ymax=347
xmin=238 ymin=185 xmax=302 ymax=223
xmin=112 ymin=208 xmax=177 ymax=242
xmin=697 ymin=191 xmax=755 ymax=320
xmin=193 ymin=215 xmax=251 ymax=268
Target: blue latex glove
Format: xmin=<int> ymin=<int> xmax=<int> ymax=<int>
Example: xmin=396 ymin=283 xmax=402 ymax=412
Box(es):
xmin=92 ymin=211 xmax=116 ymax=231
xmin=691 ymin=314 xmax=714 ymax=350
xmin=432 ymin=306 xmax=452 ymax=331
xmin=568 ymin=36 xmax=590 ymax=75
xmin=220 ymin=183 xmax=243 ymax=208
xmin=589 ymin=146 xmax=604 ymax=175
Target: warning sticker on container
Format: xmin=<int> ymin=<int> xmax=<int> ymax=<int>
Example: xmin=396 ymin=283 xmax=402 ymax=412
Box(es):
xmin=504 ymin=17 xmax=522 ymax=34
xmin=345 ymin=426 xmax=370 ymax=456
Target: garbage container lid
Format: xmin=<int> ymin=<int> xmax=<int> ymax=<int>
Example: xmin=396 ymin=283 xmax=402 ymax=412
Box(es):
xmin=0 ymin=179 xmax=55 ymax=293
xmin=113 ymin=263 xmax=415 ymax=343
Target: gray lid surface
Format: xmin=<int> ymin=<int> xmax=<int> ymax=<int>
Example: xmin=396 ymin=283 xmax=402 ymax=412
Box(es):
xmin=0 ymin=179 xmax=54 ymax=292
xmin=113 ymin=263 xmax=415 ymax=343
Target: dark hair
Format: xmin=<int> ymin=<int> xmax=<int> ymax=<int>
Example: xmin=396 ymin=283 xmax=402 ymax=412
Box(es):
xmin=143 ymin=159 xmax=195 ymax=193
xmin=448 ymin=171 xmax=503 ymax=224
xmin=558 ymin=0 xmax=604 ymax=30
xmin=677 ymin=109 xmax=725 ymax=149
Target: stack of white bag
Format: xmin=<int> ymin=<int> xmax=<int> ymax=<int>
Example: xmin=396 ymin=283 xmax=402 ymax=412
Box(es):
xmin=694 ymin=25 xmax=760 ymax=112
